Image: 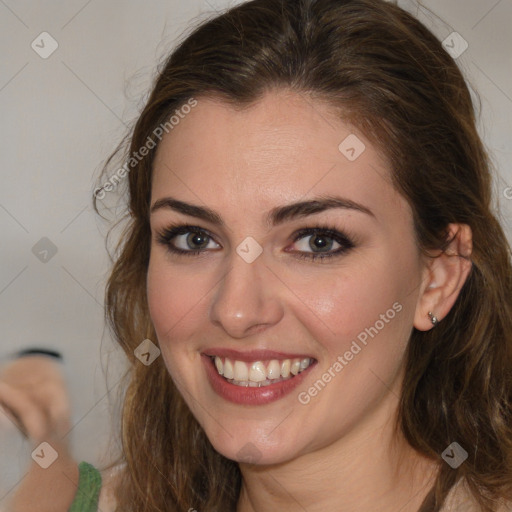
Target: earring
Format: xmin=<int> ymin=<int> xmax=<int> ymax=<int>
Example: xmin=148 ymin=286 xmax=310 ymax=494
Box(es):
xmin=428 ymin=311 xmax=438 ymax=327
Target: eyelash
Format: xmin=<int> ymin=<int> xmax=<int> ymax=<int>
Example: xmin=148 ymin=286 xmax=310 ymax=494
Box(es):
xmin=155 ymin=223 xmax=355 ymax=262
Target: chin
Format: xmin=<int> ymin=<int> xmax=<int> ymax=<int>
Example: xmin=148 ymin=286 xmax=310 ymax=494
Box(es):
xmin=202 ymin=423 xmax=306 ymax=466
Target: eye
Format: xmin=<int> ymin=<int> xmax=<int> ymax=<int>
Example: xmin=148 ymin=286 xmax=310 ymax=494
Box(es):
xmin=287 ymin=226 xmax=354 ymax=261
xmin=155 ymin=223 xmax=355 ymax=261
xmin=155 ymin=224 xmax=220 ymax=255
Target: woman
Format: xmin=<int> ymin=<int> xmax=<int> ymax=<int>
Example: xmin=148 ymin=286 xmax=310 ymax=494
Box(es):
xmin=91 ymin=0 xmax=512 ymax=510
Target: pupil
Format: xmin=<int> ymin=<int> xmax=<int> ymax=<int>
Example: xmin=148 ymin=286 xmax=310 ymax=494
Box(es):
xmin=188 ymin=232 xmax=208 ymax=249
xmin=311 ymin=235 xmax=332 ymax=252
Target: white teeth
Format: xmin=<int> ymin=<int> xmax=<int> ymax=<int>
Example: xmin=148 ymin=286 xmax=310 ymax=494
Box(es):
xmin=290 ymin=359 xmax=301 ymax=375
xmin=267 ymin=360 xmax=281 ymax=380
xmin=215 ymin=356 xmax=224 ymax=375
xmin=233 ymin=360 xmax=249 ymax=381
xmin=280 ymin=359 xmax=291 ymax=378
xmin=249 ymin=361 xmax=267 ymax=382
xmin=223 ymin=358 xmax=234 ymax=379
xmin=211 ymin=355 xmax=314 ymax=386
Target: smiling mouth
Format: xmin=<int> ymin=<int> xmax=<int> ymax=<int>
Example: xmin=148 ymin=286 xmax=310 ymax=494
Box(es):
xmin=210 ymin=355 xmax=315 ymax=387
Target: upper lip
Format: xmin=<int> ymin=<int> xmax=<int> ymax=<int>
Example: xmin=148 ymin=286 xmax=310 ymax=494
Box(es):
xmin=202 ymin=348 xmax=315 ymax=362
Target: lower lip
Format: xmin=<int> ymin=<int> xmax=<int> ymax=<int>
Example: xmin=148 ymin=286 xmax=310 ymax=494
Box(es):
xmin=202 ymin=355 xmax=316 ymax=405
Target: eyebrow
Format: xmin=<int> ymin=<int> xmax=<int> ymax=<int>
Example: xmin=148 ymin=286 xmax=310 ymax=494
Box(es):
xmin=149 ymin=195 xmax=375 ymax=227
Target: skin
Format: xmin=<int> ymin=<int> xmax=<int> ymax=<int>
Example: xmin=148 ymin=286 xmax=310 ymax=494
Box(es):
xmin=0 ymin=356 xmax=79 ymax=512
xmin=0 ymin=357 xmax=118 ymax=512
xmin=147 ymin=89 xmax=472 ymax=512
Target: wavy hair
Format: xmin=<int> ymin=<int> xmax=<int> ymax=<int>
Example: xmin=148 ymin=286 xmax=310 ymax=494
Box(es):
xmin=93 ymin=0 xmax=512 ymax=510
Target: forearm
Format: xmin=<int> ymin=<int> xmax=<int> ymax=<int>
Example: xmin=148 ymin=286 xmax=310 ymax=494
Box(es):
xmin=7 ymin=438 xmax=79 ymax=512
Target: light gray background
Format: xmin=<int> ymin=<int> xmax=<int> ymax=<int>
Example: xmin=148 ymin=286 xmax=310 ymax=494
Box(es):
xmin=0 ymin=0 xmax=511 ymax=502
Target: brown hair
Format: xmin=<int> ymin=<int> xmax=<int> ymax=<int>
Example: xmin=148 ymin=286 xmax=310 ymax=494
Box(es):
xmin=94 ymin=0 xmax=512 ymax=510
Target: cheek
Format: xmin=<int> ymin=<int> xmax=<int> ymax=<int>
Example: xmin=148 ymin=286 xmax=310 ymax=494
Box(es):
xmin=289 ymin=249 xmax=419 ymax=360
xmin=146 ymin=254 xmax=209 ymax=353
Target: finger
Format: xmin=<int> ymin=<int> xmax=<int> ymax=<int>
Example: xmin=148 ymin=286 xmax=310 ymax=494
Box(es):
xmin=0 ymin=382 xmax=49 ymax=441
xmin=0 ymin=402 xmax=28 ymax=438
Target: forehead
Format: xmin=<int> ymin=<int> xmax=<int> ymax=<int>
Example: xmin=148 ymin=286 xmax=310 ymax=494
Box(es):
xmin=151 ymin=90 xmax=407 ymax=223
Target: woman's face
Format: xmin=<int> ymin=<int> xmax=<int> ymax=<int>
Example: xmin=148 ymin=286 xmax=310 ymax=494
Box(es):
xmin=147 ymin=90 xmax=427 ymax=465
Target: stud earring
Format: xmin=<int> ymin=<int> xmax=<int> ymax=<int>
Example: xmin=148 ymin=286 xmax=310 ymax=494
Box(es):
xmin=428 ymin=311 xmax=438 ymax=327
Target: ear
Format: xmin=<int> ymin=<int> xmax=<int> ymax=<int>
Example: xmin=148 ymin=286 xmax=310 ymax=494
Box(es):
xmin=414 ymin=224 xmax=473 ymax=331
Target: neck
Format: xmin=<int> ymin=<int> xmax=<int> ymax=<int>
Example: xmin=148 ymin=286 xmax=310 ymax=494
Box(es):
xmin=236 ymin=392 xmax=439 ymax=512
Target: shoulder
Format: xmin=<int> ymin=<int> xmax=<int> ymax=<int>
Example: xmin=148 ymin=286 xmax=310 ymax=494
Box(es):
xmin=97 ymin=463 xmax=124 ymax=512
xmin=441 ymin=478 xmax=512 ymax=512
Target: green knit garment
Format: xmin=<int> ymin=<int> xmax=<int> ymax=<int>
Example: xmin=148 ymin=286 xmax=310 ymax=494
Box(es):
xmin=68 ymin=461 xmax=102 ymax=512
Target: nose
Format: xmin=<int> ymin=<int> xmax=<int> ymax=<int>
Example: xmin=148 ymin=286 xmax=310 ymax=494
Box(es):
xmin=209 ymin=249 xmax=284 ymax=339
